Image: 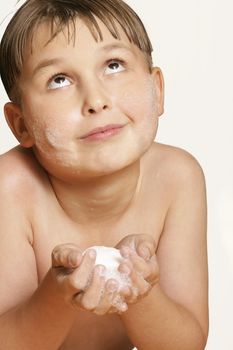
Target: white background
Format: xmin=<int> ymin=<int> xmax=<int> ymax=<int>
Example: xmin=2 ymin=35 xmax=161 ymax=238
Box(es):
xmin=0 ymin=1 xmax=233 ymax=348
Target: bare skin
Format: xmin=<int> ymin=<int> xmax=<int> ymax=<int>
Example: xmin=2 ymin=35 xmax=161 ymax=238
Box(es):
xmin=0 ymin=18 xmax=208 ymax=350
xmin=0 ymin=143 xmax=208 ymax=350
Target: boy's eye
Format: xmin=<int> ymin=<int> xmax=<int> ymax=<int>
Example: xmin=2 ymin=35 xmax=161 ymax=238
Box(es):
xmin=48 ymin=75 xmax=71 ymax=90
xmin=105 ymin=60 xmax=125 ymax=75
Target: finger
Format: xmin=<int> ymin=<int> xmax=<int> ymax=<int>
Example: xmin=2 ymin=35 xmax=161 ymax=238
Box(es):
xmin=69 ymin=249 xmax=96 ymax=291
xmin=94 ymin=279 xmax=119 ymax=315
xmin=119 ymin=283 xmax=132 ymax=299
xmin=119 ymin=245 xmax=132 ymax=259
xmin=96 ymin=279 xmax=128 ymax=315
xmin=121 ymin=266 xmax=151 ymax=303
xmin=52 ymin=244 xmax=83 ymax=268
xmin=130 ymin=269 xmax=151 ymax=296
xmin=117 ymin=263 xmax=137 ymax=303
xmin=127 ymin=251 xmax=151 ymax=278
xmin=137 ymin=239 xmax=156 ymax=261
xmin=145 ymin=256 xmax=160 ymax=285
xmin=111 ymin=294 xmax=128 ymax=314
xmin=74 ymin=265 xmax=106 ymax=311
xmin=119 ymin=248 xmax=159 ymax=283
xmin=129 ymin=254 xmax=159 ymax=285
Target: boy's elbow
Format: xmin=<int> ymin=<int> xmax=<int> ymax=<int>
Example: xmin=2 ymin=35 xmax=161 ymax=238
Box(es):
xmin=199 ymin=330 xmax=209 ymax=350
xmin=188 ymin=325 xmax=208 ymax=350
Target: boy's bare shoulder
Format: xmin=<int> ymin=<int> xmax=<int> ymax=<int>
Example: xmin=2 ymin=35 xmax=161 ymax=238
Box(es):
xmin=0 ymin=146 xmax=49 ymax=199
xmin=146 ymin=142 xmax=206 ymax=189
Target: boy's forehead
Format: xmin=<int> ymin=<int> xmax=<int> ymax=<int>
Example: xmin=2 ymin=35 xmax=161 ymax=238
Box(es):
xmin=21 ymin=16 xmax=148 ymax=76
xmin=29 ymin=17 xmax=133 ymax=55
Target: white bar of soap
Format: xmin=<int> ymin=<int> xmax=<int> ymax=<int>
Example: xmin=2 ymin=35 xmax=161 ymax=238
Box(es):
xmin=85 ymin=246 xmax=131 ymax=289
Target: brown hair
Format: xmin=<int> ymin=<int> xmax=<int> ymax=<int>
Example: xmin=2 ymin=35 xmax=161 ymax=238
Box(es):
xmin=0 ymin=0 xmax=153 ymax=103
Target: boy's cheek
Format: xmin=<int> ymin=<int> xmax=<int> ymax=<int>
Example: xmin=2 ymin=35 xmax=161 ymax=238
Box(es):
xmin=21 ymin=98 xmax=78 ymax=138
xmin=115 ymin=77 xmax=157 ymax=123
xmin=21 ymin=111 xmax=63 ymax=153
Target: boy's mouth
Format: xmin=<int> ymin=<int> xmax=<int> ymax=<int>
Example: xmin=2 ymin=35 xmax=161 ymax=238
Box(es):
xmin=80 ymin=124 xmax=125 ymax=141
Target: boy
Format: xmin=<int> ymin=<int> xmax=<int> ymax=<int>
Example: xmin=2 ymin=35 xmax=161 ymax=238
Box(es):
xmin=0 ymin=0 xmax=208 ymax=349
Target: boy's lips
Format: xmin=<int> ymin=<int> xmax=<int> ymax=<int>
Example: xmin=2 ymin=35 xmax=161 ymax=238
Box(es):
xmin=79 ymin=124 xmax=125 ymax=141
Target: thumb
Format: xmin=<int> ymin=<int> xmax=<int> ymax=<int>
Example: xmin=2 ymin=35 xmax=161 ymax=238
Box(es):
xmin=136 ymin=236 xmax=156 ymax=261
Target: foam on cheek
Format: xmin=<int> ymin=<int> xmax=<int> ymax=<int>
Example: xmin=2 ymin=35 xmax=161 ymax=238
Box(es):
xmin=32 ymin=125 xmax=66 ymax=154
xmin=44 ymin=128 xmax=82 ymax=167
xmin=29 ymin=113 xmax=64 ymax=148
xmin=28 ymin=109 xmax=78 ymax=152
xmin=44 ymin=128 xmax=67 ymax=149
xmin=30 ymin=121 xmax=77 ymax=167
xmin=30 ymin=118 xmax=48 ymax=150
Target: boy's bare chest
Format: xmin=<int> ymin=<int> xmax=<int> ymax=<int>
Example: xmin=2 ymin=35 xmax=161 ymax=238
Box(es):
xmin=33 ymin=192 xmax=165 ymax=282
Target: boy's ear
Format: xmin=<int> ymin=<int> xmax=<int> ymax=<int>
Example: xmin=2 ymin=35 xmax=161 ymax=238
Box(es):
xmin=4 ymin=102 xmax=34 ymax=148
xmin=151 ymin=67 xmax=165 ymax=117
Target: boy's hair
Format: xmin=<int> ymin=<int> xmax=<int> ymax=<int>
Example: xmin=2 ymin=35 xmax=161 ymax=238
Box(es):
xmin=0 ymin=0 xmax=153 ymax=104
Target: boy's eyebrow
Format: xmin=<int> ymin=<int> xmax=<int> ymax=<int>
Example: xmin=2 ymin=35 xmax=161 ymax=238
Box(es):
xmin=99 ymin=43 xmax=134 ymax=54
xmin=32 ymin=58 xmax=64 ymax=76
xmin=32 ymin=44 xmax=134 ymax=75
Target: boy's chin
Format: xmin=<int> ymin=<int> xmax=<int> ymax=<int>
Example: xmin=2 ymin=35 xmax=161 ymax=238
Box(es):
xmin=55 ymin=155 xmax=141 ymax=182
xmin=75 ymin=158 xmax=139 ymax=179
xmin=34 ymin=139 xmax=151 ymax=181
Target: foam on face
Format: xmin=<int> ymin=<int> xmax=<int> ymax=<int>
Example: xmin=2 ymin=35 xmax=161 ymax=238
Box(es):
xmin=84 ymin=246 xmax=131 ymax=290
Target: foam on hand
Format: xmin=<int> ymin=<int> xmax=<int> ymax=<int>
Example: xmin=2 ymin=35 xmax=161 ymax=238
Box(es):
xmin=84 ymin=246 xmax=131 ymax=290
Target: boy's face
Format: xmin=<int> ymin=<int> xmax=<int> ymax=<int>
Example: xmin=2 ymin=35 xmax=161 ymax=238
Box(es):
xmin=7 ymin=18 xmax=164 ymax=180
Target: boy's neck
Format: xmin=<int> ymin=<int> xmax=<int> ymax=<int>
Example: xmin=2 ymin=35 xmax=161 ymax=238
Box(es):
xmin=49 ymin=160 xmax=142 ymax=225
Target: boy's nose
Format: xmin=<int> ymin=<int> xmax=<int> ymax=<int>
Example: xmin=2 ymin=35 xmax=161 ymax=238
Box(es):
xmin=82 ymin=81 xmax=112 ymax=117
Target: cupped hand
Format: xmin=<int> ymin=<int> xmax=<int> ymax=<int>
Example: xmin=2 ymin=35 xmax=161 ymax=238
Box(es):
xmin=115 ymin=234 xmax=159 ymax=303
xmin=51 ymin=243 xmax=128 ymax=315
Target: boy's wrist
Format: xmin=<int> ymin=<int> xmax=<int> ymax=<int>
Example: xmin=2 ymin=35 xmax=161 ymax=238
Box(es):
xmin=35 ymin=268 xmax=77 ymax=314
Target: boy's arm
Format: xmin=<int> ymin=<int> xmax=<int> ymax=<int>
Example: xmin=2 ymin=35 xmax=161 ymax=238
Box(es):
xmin=0 ymin=181 xmax=78 ymax=350
xmin=119 ymin=153 xmax=208 ymax=350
